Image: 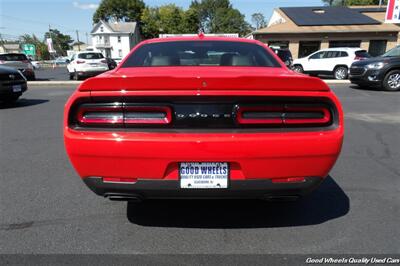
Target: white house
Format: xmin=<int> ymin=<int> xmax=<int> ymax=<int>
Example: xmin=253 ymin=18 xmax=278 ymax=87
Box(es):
xmin=91 ymin=20 xmax=141 ymax=59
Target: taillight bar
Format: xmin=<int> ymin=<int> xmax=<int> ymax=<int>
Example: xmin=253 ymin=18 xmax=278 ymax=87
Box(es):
xmin=124 ymin=106 xmax=172 ymax=125
xmin=77 ymin=104 xmax=123 ymax=125
xmin=236 ymin=106 xmax=283 ymax=125
xmin=235 ymin=104 xmax=332 ymax=127
xmin=76 ymin=103 xmax=172 ymax=127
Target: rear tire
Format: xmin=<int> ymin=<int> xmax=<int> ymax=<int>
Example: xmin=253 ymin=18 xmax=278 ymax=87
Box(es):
xmin=73 ymin=71 xmax=79 ymax=81
xmin=334 ymin=66 xmax=348 ymax=80
xmin=383 ymin=70 xmax=400 ymax=91
xmin=293 ymin=65 xmax=303 ymax=73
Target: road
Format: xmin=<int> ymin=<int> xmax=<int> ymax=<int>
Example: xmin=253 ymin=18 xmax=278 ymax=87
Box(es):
xmin=35 ymin=67 xmax=70 ymax=81
xmin=0 ymin=84 xmax=399 ymax=256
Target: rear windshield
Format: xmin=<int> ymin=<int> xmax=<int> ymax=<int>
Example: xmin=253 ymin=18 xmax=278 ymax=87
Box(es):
xmin=0 ymin=54 xmax=28 ymax=61
xmin=122 ymin=41 xmax=280 ymax=67
xmin=355 ymin=50 xmax=371 ymax=58
xmin=78 ymin=53 xmax=104 ymax=59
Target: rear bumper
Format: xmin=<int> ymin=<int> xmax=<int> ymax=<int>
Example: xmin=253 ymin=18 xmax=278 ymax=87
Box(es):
xmin=77 ymin=69 xmax=108 ymax=77
xmin=0 ymin=82 xmax=27 ymax=97
xmin=83 ymin=176 xmax=324 ymax=200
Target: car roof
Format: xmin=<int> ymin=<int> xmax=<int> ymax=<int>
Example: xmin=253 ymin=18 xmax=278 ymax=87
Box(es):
xmin=320 ymin=47 xmax=364 ymax=51
xmin=139 ymin=36 xmax=264 ymax=46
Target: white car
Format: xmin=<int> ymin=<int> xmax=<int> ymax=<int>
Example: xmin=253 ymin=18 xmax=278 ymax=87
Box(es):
xmin=67 ymin=52 xmax=109 ymax=80
xmin=293 ymin=48 xmax=370 ymax=80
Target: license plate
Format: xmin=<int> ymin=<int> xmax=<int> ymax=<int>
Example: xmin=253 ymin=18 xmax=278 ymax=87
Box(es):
xmin=89 ymin=63 xmax=98 ymax=66
xmin=180 ymin=162 xmax=229 ymax=189
xmin=12 ymin=85 xmax=22 ymax=92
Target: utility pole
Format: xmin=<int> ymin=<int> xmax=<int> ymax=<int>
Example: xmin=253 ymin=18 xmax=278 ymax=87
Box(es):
xmin=379 ymin=0 xmax=383 ymax=8
xmin=76 ymin=30 xmax=80 ymax=51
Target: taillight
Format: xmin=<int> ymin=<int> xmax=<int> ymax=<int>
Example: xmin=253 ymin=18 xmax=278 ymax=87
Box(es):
xmin=0 ymin=60 xmax=4 ymax=64
xmin=76 ymin=60 xmax=86 ymax=64
xmin=354 ymin=56 xmax=366 ymax=60
xmin=236 ymin=106 xmax=283 ymax=125
xmin=283 ymin=105 xmax=331 ymax=125
xmin=101 ymin=59 xmax=107 ymax=64
xmin=75 ymin=103 xmax=172 ymax=127
xmin=235 ymin=104 xmax=332 ymax=127
xmin=124 ymin=106 xmax=172 ymax=125
xmin=22 ymin=60 xmax=30 ymax=63
xmin=77 ymin=104 xmax=123 ymax=126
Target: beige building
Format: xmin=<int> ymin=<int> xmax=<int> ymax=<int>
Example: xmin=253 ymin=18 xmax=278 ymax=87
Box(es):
xmin=0 ymin=43 xmax=21 ymax=54
xmin=71 ymin=42 xmax=88 ymax=52
xmin=253 ymin=6 xmax=400 ymax=59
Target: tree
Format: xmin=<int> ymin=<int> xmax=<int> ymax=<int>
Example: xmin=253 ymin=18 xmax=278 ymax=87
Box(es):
xmin=190 ymin=0 xmax=251 ymax=36
xmin=44 ymin=29 xmax=73 ymax=56
xmin=141 ymin=4 xmax=199 ymax=39
xmin=93 ymin=0 xmax=146 ymax=23
xmin=251 ymin=13 xmax=266 ymax=30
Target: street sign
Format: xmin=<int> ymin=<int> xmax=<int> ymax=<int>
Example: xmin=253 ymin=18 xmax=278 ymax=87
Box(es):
xmin=22 ymin=44 xmax=36 ymax=56
xmin=386 ymin=0 xmax=400 ymax=23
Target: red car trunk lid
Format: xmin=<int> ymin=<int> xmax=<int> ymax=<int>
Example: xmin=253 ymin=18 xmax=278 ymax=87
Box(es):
xmin=78 ymin=67 xmax=330 ymax=92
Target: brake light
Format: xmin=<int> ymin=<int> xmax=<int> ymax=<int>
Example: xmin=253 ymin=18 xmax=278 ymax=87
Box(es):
xmin=75 ymin=104 xmax=172 ymax=127
xmin=235 ymin=104 xmax=332 ymax=127
xmin=235 ymin=106 xmax=283 ymax=125
xmin=283 ymin=105 xmax=331 ymax=125
xmin=354 ymin=56 xmax=366 ymax=60
xmin=101 ymin=59 xmax=107 ymax=64
xmin=76 ymin=60 xmax=86 ymax=64
xmin=124 ymin=106 xmax=172 ymax=125
xmin=77 ymin=104 xmax=123 ymax=125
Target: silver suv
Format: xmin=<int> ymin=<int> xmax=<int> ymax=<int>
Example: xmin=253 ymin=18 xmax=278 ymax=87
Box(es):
xmin=0 ymin=53 xmax=35 ymax=80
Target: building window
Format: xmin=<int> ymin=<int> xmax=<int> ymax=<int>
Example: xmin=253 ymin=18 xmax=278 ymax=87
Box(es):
xmin=369 ymin=40 xmax=387 ymax=57
xmin=118 ymin=36 xmax=121 ymax=43
xmin=268 ymin=41 xmax=289 ymax=49
xmin=118 ymin=49 xmax=123 ymax=58
xmin=329 ymin=40 xmax=361 ymax=48
xmin=298 ymin=41 xmax=321 ymax=58
xmin=100 ymin=26 xmax=104 ymax=32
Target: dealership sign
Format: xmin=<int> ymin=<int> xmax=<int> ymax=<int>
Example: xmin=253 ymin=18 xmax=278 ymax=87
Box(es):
xmin=22 ymin=44 xmax=35 ymax=56
xmin=386 ymin=0 xmax=400 ymax=23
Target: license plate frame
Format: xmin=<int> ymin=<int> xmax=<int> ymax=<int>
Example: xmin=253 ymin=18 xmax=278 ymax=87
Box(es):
xmin=12 ymin=85 xmax=22 ymax=92
xmin=179 ymin=162 xmax=229 ymax=189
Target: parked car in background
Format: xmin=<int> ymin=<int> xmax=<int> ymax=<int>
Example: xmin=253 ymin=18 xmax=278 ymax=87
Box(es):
xmin=269 ymin=47 xmax=293 ymax=68
xmin=0 ymin=53 xmax=35 ymax=80
xmin=67 ymin=51 xmax=109 ymax=80
xmin=112 ymin=58 xmax=123 ymax=65
xmin=54 ymin=57 xmax=70 ymax=65
xmin=30 ymin=60 xmax=40 ymax=70
xmin=293 ymin=48 xmax=370 ymax=80
xmin=350 ymin=45 xmax=400 ymax=91
xmin=0 ymin=65 xmax=27 ymax=104
xmin=105 ymin=58 xmax=117 ymax=70
xmin=64 ymin=36 xmax=344 ymax=203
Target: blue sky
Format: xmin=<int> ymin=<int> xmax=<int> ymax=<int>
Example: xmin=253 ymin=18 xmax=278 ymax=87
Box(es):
xmin=0 ymin=0 xmax=323 ymax=42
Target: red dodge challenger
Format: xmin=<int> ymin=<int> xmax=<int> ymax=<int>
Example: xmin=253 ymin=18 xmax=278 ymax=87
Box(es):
xmin=64 ymin=36 xmax=344 ymax=202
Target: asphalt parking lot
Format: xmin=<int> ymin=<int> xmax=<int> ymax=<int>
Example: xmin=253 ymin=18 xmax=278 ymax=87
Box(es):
xmin=0 ymin=84 xmax=399 ymax=255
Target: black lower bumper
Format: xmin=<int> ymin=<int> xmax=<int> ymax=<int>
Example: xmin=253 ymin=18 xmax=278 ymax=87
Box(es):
xmin=77 ymin=70 xmax=107 ymax=78
xmin=0 ymin=82 xmax=27 ymax=99
xmin=82 ymin=176 xmax=324 ymax=201
xmin=349 ymin=69 xmax=383 ymax=87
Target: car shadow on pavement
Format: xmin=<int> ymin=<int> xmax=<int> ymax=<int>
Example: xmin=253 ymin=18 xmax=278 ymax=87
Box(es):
xmin=126 ymin=176 xmax=349 ymax=228
xmin=0 ymin=99 xmax=49 ymax=109
xmin=349 ymin=85 xmax=380 ymax=91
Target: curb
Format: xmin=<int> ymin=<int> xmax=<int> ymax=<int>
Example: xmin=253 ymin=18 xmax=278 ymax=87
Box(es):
xmin=27 ymin=80 xmax=350 ymax=86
